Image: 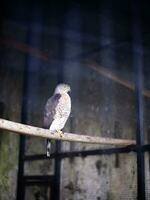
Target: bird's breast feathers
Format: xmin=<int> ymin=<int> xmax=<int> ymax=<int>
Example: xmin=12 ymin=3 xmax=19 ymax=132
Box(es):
xmin=44 ymin=92 xmax=71 ymax=130
xmin=55 ymin=93 xmax=71 ymax=118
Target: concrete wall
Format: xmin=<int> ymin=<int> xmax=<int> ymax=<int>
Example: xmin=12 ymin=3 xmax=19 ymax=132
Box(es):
xmin=0 ymin=1 xmax=150 ymax=200
xmin=0 ymin=64 xmax=23 ymax=200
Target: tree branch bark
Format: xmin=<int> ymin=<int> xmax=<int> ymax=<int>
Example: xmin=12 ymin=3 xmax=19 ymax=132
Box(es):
xmin=0 ymin=118 xmax=136 ymax=146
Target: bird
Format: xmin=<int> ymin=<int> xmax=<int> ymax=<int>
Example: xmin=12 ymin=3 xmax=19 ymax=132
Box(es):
xmin=43 ymin=83 xmax=71 ymax=157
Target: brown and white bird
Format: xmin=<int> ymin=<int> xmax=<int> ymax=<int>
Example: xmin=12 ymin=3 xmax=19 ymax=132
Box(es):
xmin=43 ymin=83 xmax=71 ymax=157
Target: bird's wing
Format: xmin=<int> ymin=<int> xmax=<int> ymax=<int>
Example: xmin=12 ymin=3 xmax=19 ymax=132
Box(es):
xmin=43 ymin=93 xmax=61 ymax=129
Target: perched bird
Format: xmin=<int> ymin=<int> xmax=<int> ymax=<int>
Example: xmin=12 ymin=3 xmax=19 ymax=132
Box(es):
xmin=43 ymin=83 xmax=71 ymax=157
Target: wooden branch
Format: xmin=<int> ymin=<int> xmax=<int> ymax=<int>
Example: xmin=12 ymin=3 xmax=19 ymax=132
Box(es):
xmin=0 ymin=118 xmax=136 ymax=146
xmin=85 ymin=61 xmax=150 ymax=98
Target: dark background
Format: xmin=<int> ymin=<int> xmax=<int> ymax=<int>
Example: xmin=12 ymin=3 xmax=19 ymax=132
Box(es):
xmin=0 ymin=0 xmax=150 ymax=199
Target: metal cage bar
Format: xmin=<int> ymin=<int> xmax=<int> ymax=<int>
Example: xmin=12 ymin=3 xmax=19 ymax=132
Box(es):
xmin=132 ymin=0 xmax=146 ymax=199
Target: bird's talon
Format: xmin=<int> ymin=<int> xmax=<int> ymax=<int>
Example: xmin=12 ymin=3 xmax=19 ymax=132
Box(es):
xmin=56 ymin=130 xmax=64 ymax=137
xmin=60 ymin=132 xmax=64 ymax=137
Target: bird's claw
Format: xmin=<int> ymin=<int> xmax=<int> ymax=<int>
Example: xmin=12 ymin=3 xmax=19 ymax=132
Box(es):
xmin=56 ymin=130 xmax=64 ymax=137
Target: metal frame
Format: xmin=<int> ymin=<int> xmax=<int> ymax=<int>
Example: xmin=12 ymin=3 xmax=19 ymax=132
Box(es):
xmin=16 ymin=52 xmax=30 ymax=200
xmin=133 ymin=0 xmax=145 ymax=199
xmin=17 ymin=59 xmax=147 ymax=200
xmin=16 ymin=40 xmax=147 ymax=200
xmin=16 ymin=53 xmax=147 ymax=200
xmin=16 ymin=2 xmax=147 ymax=200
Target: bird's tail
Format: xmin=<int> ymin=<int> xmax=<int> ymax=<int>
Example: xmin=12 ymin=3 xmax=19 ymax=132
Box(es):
xmin=46 ymin=139 xmax=51 ymax=157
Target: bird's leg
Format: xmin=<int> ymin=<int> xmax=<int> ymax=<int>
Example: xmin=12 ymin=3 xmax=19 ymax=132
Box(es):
xmin=56 ymin=130 xmax=64 ymax=137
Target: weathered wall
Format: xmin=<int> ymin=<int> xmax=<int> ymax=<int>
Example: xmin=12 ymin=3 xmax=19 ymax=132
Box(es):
xmin=60 ymin=62 xmax=137 ymax=200
xmin=0 ymin=15 xmax=30 ymax=199
xmin=0 ymin=1 xmax=150 ymax=200
xmin=0 ymin=66 xmax=23 ymax=199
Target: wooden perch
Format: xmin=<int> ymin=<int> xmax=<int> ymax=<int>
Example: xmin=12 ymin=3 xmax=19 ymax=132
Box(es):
xmin=0 ymin=118 xmax=136 ymax=146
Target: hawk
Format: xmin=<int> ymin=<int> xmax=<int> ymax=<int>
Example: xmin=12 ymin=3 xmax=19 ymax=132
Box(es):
xmin=43 ymin=83 xmax=71 ymax=157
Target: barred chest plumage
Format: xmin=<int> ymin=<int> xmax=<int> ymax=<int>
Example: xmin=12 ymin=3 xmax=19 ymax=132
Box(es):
xmin=55 ymin=93 xmax=71 ymax=120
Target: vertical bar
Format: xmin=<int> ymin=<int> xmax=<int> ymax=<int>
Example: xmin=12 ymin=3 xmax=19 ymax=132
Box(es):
xmin=135 ymin=59 xmax=145 ymax=200
xmin=16 ymin=62 xmax=29 ymax=200
xmin=132 ymin=1 xmax=146 ymax=199
xmin=52 ymin=14 xmax=65 ymax=200
xmin=52 ymin=37 xmax=64 ymax=199
xmin=52 ymin=3 xmax=72 ymax=199
xmin=16 ymin=4 xmax=34 ymax=199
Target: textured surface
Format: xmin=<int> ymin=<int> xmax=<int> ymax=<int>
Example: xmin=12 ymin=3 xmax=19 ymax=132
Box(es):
xmin=0 ymin=0 xmax=150 ymax=199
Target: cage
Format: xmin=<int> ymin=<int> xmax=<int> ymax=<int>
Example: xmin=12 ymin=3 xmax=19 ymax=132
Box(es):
xmin=0 ymin=1 xmax=149 ymax=200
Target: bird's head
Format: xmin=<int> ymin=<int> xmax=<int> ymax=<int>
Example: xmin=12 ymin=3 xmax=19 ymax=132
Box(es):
xmin=54 ymin=83 xmax=71 ymax=94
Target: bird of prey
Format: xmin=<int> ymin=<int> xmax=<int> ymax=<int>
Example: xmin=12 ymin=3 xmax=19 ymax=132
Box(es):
xmin=43 ymin=83 xmax=71 ymax=157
